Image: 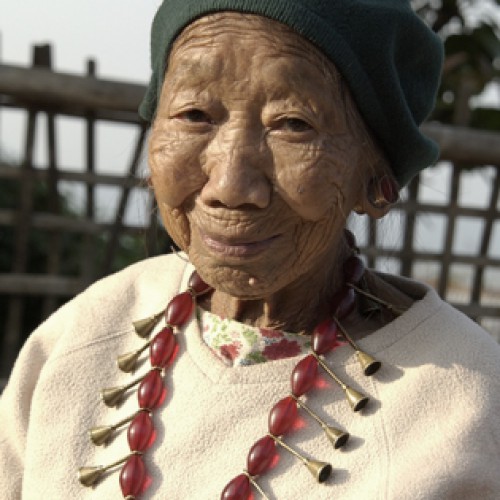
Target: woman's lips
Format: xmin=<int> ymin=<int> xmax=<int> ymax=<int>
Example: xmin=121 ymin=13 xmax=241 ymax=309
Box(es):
xmin=200 ymin=232 xmax=280 ymax=257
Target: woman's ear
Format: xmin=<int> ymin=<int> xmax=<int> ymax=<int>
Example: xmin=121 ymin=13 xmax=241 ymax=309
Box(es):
xmin=354 ymin=175 xmax=399 ymax=219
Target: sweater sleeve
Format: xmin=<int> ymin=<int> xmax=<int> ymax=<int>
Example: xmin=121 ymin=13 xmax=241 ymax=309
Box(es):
xmin=0 ymin=317 xmax=61 ymax=499
xmin=0 ymin=256 xmax=185 ymax=499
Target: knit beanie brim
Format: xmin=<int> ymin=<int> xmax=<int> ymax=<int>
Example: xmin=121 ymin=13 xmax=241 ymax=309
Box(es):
xmin=139 ymin=0 xmax=444 ymax=187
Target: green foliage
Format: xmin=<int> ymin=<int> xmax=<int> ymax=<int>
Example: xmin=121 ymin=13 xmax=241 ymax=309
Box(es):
xmin=413 ymin=0 xmax=500 ymax=130
xmin=470 ymin=105 xmax=500 ymax=127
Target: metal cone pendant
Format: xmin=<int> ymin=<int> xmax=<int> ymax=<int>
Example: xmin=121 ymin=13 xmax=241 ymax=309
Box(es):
xmin=322 ymin=425 xmax=350 ymax=449
xmin=344 ymin=386 xmax=369 ymax=412
xmin=101 ymin=373 xmax=146 ymax=408
xmin=78 ymin=466 xmax=104 ymax=487
xmin=89 ymin=412 xmax=136 ymax=446
xmin=101 ymin=386 xmax=127 ymax=408
xmin=332 ymin=318 xmax=382 ymax=377
xmin=270 ymin=434 xmax=332 ymax=484
xmin=133 ymin=312 xmax=163 ymax=338
xmin=117 ymin=349 xmax=143 ymax=373
xmin=89 ymin=425 xmax=113 ymax=446
xmin=314 ymin=353 xmax=369 ymax=412
xmin=292 ymin=395 xmax=349 ymax=449
xmin=356 ymin=350 xmax=381 ymax=376
xmin=79 ymin=454 xmax=135 ymax=488
xmin=305 ymin=459 xmax=333 ymax=483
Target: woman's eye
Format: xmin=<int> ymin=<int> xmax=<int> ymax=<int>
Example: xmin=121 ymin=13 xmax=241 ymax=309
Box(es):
xmin=279 ymin=118 xmax=313 ymax=133
xmin=177 ymin=109 xmax=212 ymax=123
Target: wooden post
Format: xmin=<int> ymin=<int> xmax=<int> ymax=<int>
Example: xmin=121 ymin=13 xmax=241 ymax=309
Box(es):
xmin=2 ymin=51 xmax=39 ymax=377
xmin=400 ymin=175 xmax=420 ymax=278
xmin=437 ymin=165 xmax=461 ymax=299
xmin=40 ymin=45 xmax=63 ymax=319
xmin=367 ymin=217 xmax=376 ymax=269
xmin=100 ymin=125 xmax=147 ymax=275
xmin=80 ymin=59 xmax=97 ymax=287
xmin=470 ymin=167 xmax=500 ymax=312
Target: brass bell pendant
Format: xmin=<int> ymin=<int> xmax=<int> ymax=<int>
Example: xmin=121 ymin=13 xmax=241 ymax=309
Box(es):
xmin=117 ymin=350 xmax=142 ymax=373
xmin=101 ymin=373 xmax=144 ymax=407
xmin=322 ymin=425 xmax=350 ymax=449
xmin=117 ymin=342 xmax=150 ymax=373
xmin=314 ymin=354 xmax=370 ymax=412
xmin=133 ymin=311 xmax=163 ymax=338
xmin=292 ymin=394 xmax=349 ymax=449
xmin=78 ymin=453 xmax=136 ymax=487
xmin=89 ymin=426 xmax=114 ymax=446
xmin=305 ymin=459 xmax=333 ymax=483
xmin=344 ymin=386 xmax=369 ymax=412
xmin=356 ymin=350 xmax=381 ymax=376
xmin=332 ymin=318 xmax=381 ymax=376
xmin=101 ymin=385 xmax=128 ymax=408
xmin=89 ymin=412 xmax=137 ymax=445
xmin=270 ymin=434 xmax=333 ymax=483
xmin=78 ymin=466 xmax=104 ymax=487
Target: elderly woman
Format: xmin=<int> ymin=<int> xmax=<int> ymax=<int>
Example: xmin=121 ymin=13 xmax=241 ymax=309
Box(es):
xmin=1 ymin=1 xmax=500 ymax=499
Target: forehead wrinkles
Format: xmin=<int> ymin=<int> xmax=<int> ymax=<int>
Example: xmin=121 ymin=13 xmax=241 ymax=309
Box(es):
xmin=168 ymin=12 xmax=342 ymax=90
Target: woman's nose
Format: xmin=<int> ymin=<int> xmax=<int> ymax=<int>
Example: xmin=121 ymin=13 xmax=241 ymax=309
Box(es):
xmin=199 ymin=125 xmax=271 ymax=209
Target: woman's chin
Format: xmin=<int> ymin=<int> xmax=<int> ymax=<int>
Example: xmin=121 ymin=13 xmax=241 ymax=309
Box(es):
xmin=193 ymin=260 xmax=282 ymax=299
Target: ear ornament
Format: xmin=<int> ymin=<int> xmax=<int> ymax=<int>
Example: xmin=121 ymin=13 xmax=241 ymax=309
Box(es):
xmin=367 ymin=175 xmax=400 ymax=209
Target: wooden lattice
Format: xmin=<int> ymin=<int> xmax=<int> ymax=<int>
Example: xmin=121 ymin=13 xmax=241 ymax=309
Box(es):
xmin=1 ymin=45 xmax=499 ymax=391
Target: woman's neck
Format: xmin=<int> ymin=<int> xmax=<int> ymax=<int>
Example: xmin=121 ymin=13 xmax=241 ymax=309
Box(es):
xmin=200 ymin=244 xmax=351 ymax=333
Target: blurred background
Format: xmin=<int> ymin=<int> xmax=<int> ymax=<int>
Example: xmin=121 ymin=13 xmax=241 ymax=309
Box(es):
xmin=1 ymin=0 xmax=500 ymax=388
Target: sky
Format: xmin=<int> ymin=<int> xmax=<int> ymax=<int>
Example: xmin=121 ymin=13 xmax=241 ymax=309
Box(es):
xmin=0 ymin=0 xmax=163 ymax=224
xmin=1 ymin=0 xmax=160 ymax=82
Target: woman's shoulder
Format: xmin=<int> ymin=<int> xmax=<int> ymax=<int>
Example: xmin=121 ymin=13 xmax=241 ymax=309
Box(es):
xmin=44 ymin=253 xmax=189 ymax=325
xmin=424 ymin=296 xmax=500 ymax=381
xmin=76 ymin=253 xmax=189 ymax=302
xmin=9 ymin=254 xmax=191 ymax=370
xmin=372 ymin=272 xmax=500 ymax=376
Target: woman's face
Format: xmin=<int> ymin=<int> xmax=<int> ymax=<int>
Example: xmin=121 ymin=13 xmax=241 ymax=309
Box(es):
xmin=149 ymin=13 xmax=374 ymax=298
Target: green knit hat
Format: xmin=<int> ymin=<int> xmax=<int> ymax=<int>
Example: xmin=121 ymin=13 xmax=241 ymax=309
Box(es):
xmin=139 ymin=0 xmax=444 ymax=186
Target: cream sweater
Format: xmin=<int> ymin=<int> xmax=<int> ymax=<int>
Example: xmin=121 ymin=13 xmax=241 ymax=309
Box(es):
xmin=1 ymin=255 xmax=499 ymax=500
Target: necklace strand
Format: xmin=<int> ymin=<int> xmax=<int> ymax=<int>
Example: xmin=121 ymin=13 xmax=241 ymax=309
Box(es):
xmin=78 ymin=231 xmax=389 ymax=499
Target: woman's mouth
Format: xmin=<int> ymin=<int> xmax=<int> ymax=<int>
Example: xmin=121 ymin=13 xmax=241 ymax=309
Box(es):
xmin=200 ymin=232 xmax=280 ymax=257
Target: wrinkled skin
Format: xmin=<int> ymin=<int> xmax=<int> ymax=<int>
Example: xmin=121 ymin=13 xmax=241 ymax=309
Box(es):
xmin=149 ymin=13 xmax=387 ymax=331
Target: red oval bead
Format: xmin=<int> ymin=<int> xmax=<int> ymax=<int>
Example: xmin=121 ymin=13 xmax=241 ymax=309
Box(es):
xmin=150 ymin=327 xmax=176 ymax=368
xmin=312 ymin=319 xmax=341 ymax=355
xmin=247 ymin=435 xmax=276 ymax=476
xmin=291 ymin=354 xmax=318 ymax=397
xmin=188 ymin=271 xmax=212 ymax=296
xmin=165 ymin=291 xmax=194 ymax=326
xmin=268 ymin=396 xmax=298 ymax=436
xmin=331 ymin=286 xmax=356 ymax=319
xmin=138 ymin=369 xmax=163 ymax=409
xmin=128 ymin=411 xmax=154 ymax=452
xmin=221 ymin=473 xmax=251 ymax=500
xmin=343 ymin=254 xmax=365 ymax=285
xmin=119 ymin=454 xmax=146 ymax=497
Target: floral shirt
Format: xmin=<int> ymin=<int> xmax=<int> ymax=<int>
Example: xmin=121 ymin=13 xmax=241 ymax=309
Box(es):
xmin=198 ymin=308 xmax=311 ymax=366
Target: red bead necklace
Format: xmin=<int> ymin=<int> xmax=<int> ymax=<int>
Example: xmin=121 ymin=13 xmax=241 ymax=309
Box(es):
xmin=78 ymin=231 xmax=385 ymax=499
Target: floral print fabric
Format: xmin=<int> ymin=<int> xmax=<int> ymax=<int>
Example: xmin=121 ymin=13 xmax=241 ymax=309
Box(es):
xmin=198 ymin=308 xmax=311 ymax=366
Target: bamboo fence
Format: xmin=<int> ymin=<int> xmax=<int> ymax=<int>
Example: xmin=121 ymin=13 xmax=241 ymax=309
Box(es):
xmin=0 ymin=44 xmax=499 ymax=391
